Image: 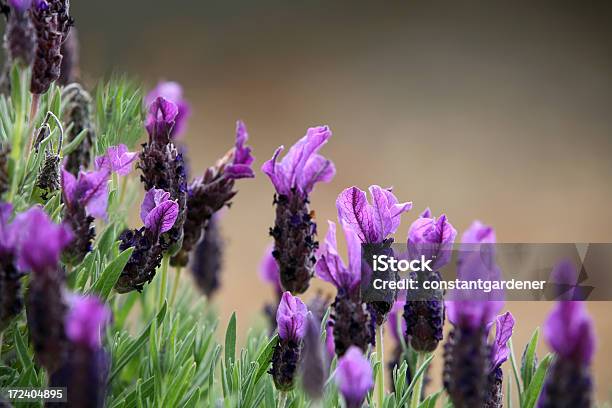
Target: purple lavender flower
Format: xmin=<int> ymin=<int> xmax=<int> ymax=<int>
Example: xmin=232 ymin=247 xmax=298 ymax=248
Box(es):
xmin=300 ymin=313 xmax=327 ymax=401
xmin=61 ymin=167 xmax=109 ymax=264
xmin=50 ymin=294 xmax=110 ymax=408
xmin=262 ymin=126 xmax=335 ymax=294
xmin=116 ymin=188 xmax=178 ymax=293
xmin=95 ymin=144 xmax=138 ymax=176
xmin=404 ymin=209 xmax=457 ymax=352
xmin=538 ymin=301 xmax=595 ymax=408
xmin=139 ymin=96 xmax=187 ymax=253
xmin=316 ymin=221 xmax=375 ymax=357
xmin=62 ymin=83 xmax=95 ymax=175
xmin=336 ymin=346 xmax=374 ymax=408
xmin=145 ymin=81 xmax=191 ymax=140
xmin=15 ymin=206 xmax=72 ymax=372
xmin=190 ymin=214 xmax=223 ymax=297
xmin=30 ymin=0 xmax=72 ymax=95
xmin=485 ymin=312 xmax=515 ymax=408
xmin=0 ymin=202 xmax=24 ymax=330
xmin=171 ymin=120 xmax=254 ymax=267
xmin=270 ymin=292 xmax=307 ymax=391
xmin=3 ymin=0 xmax=36 ymax=65
xmin=336 ymin=185 xmax=412 ymax=244
xmin=443 ymin=221 xmax=505 ymax=408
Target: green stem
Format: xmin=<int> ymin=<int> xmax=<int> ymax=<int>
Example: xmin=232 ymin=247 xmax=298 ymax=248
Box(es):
xmin=169 ymin=266 xmax=182 ymax=307
xmin=376 ymin=324 xmax=385 ymax=407
xmin=158 ymin=256 xmax=169 ymax=310
xmin=409 ymin=352 xmax=426 ymax=408
xmin=278 ymin=391 xmax=288 ymax=408
xmin=118 ymin=176 xmax=128 ymax=205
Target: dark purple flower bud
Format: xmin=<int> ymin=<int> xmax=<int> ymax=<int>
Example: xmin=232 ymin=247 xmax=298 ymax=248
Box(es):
xmin=300 ymin=313 xmax=327 ymax=401
xmin=50 ymin=295 xmax=110 ymax=408
xmin=407 ymin=209 xmax=457 ymax=271
xmin=538 ymin=301 xmax=595 ymax=408
xmin=95 ymin=144 xmax=137 ymax=176
xmin=58 ymin=26 xmax=79 ymax=85
xmin=3 ymin=0 xmax=36 ymax=65
xmin=139 ymin=96 xmax=187 ymax=253
xmin=336 ymin=346 xmax=373 ymax=408
xmin=30 ymin=0 xmax=72 ymax=95
xmin=61 ymin=168 xmax=109 ymax=264
xmin=0 ymin=203 xmax=25 ymax=330
xmin=262 ymin=126 xmax=334 ymax=294
xmin=115 ymin=227 xmax=164 ymax=293
xmin=34 ymin=124 xmax=61 ymax=201
xmin=0 ymin=144 xmax=10 ymax=196
xmin=171 ymin=120 xmax=254 ymax=267
xmin=270 ymin=292 xmax=307 ymax=391
xmin=336 ymin=185 xmax=412 ymax=245
xmin=330 ymin=290 xmax=375 ymax=357
xmin=62 ymin=83 xmax=95 ymax=175
xmin=145 ymin=82 xmax=191 ymax=140
xmin=190 ymin=214 xmax=223 ymax=297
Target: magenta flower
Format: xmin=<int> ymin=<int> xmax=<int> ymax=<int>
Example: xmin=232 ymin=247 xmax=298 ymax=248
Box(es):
xmin=544 ymin=301 xmax=595 ymax=365
xmin=337 ymin=185 xmax=412 ymax=244
xmin=145 ymin=82 xmax=191 ymax=140
xmin=407 ymin=208 xmax=457 ymax=270
xmin=62 ymin=168 xmax=110 ymax=220
xmin=0 ymin=202 xmax=24 ymax=330
xmin=65 ymin=295 xmax=111 ymax=350
xmin=315 ymin=221 xmax=362 ymax=293
xmin=14 ymin=206 xmax=73 ymax=273
xmin=262 ymin=126 xmax=335 ymax=196
xmin=145 ymin=96 xmax=179 ymax=143
xmin=9 ymin=0 xmax=32 ymax=12
xmin=276 ymin=291 xmax=308 ymax=342
xmin=336 ymin=346 xmax=373 ymax=408
xmin=95 ymin=144 xmax=138 ymax=176
xmin=140 ymin=188 xmax=179 ymax=235
xmin=260 ymin=243 xmax=281 ymax=293
xmin=387 ymin=301 xmax=406 ymax=343
xmin=224 ymin=120 xmax=255 ymax=179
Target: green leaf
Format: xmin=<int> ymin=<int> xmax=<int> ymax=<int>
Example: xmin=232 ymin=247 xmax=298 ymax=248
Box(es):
xmin=253 ymin=334 xmax=278 ymax=385
xmin=62 ymin=129 xmax=88 ymax=155
xmin=521 ymin=327 xmax=540 ymax=389
xmin=89 ymin=246 xmax=133 ymax=300
xmin=397 ymin=353 xmax=434 ymax=408
xmin=418 ymin=390 xmax=442 ymax=408
xmin=523 ymin=354 xmax=553 ymax=408
xmin=225 ymin=312 xmax=237 ymax=369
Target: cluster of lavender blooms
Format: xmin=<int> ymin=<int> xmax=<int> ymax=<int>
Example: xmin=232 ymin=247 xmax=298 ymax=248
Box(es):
xmin=260 ymin=131 xmax=598 ymax=407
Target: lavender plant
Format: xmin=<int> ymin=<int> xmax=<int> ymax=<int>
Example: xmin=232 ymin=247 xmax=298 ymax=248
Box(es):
xmin=0 ymin=5 xmax=605 ymax=408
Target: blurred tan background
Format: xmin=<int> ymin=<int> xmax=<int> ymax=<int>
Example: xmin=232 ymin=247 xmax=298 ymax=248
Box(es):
xmin=72 ymin=0 xmax=612 ymax=402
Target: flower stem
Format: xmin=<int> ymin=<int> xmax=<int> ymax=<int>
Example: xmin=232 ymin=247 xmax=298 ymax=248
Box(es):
xmin=169 ymin=266 xmax=182 ymax=307
xmin=409 ymin=352 xmax=426 ymax=408
xmin=376 ymin=324 xmax=385 ymax=407
xmin=278 ymin=391 xmax=288 ymax=408
xmin=158 ymin=256 xmax=169 ymax=310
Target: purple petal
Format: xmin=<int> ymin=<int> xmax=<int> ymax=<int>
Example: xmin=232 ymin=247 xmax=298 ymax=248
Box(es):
xmin=14 ymin=207 xmax=73 ymax=273
xmin=224 ymin=121 xmax=255 ymax=179
xmin=96 ymin=144 xmax=138 ymax=176
xmin=325 ymin=321 xmax=335 ymax=358
xmin=490 ymin=311 xmax=515 ymax=370
xmin=407 ymin=211 xmax=457 ymax=271
xmin=141 ymin=189 xmax=178 ymax=235
xmin=0 ymin=203 xmax=15 ymax=255
xmin=145 ymin=82 xmax=190 ymax=139
xmin=140 ymin=188 xmax=171 ymax=224
xmin=336 ymin=346 xmax=373 ymax=407
xmin=66 ymin=295 xmax=111 ymax=349
xmin=261 ymin=146 xmax=286 ymax=193
xmin=77 ymin=169 xmax=110 ymax=219
xmin=315 ymin=221 xmax=361 ymax=292
xmin=260 ymin=244 xmax=281 ymax=293
xmin=276 ymin=291 xmax=308 ymax=341
xmin=544 ymin=301 xmax=596 ymax=365
xmin=61 ymin=167 xmax=77 ymax=204
xmin=298 ymin=154 xmax=336 ymax=193
xmin=9 ymin=0 xmax=32 ymax=13
xmin=145 ymin=97 xmax=179 ymax=142
xmin=387 ymin=301 xmax=407 ymax=343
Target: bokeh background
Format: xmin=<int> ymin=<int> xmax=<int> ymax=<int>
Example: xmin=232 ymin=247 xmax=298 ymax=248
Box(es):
xmin=52 ymin=0 xmax=612 ymax=403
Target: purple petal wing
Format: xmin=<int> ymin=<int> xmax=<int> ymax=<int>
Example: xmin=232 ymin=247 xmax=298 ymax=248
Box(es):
xmin=336 ymin=186 xmax=376 ymax=243
xmin=298 ymin=154 xmax=336 ymax=193
xmin=490 ymin=311 xmax=515 ymax=369
xmin=79 ymin=169 xmax=110 ymax=219
xmin=144 ymin=199 xmax=178 ymax=234
xmin=61 ymin=168 xmax=77 ymax=204
xmin=276 ymin=292 xmax=308 ymax=341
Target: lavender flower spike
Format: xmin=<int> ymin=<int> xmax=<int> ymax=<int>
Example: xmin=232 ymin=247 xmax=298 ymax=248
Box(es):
xmin=62 ymin=83 xmax=96 ymax=175
xmin=538 ymin=301 xmax=595 ymax=408
xmin=270 ymin=292 xmax=307 ymax=391
xmin=191 ymin=214 xmax=223 ymax=297
xmin=0 ymin=202 xmax=25 ymax=330
xmin=4 ymin=0 xmax=36 ymax=66
xmin=336 ymin=346 xmax=374 ymax=408
xmin=316 ymin=221 xmax=375 ymax=357
xmin=171 ymin=120 xmax=254 ymax=267
xmin=61 ymin=167 xmax=110 ymax=265
xmin=95 ymin=144 xmax=138 ymax=176
xmin=115 ymin=188 xmax=178 ymax=293
xmin=50 ymin=295 xmax=111 ymax=408
xmin=15 ymin=207 xmax=72 ymax=372
xmin=145 ymin=81 xmax=191 ymax=140
xmin=262 ymin=126 xmax=335 ymax=294
xmin=404 ymin=209 xmax=457 ymax=352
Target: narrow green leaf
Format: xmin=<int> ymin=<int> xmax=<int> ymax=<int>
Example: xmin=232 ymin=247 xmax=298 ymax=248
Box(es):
xmin=397 ymin=353 xmax=434 ymax=408
xmin=89 ymin=246 xmax=133 ymax=300
xmin=225 ymin=312 xmax=237 ymax=369
xmin=253 ymin=334 xmax=278 ymax=385
xmin=62 ymin=129 xmax=88 ymax=155
xmin=523 ymin=354 xmax=553 ymax=408
xmin=521 ymin=327 xmax=540 ymax=389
